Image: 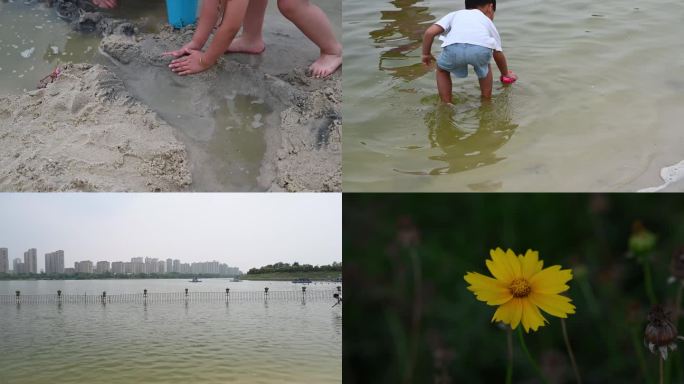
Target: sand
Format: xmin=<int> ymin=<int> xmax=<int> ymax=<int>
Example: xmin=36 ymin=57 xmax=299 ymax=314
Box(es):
xmin=0 ymin=63 xmax=191 ymax=192
xmin=101 ymin=27 xmax=342 ymax=192
xmin=0 ymin=17 xmax=341 ymax=192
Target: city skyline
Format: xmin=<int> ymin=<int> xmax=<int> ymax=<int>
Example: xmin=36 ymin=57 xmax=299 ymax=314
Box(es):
xmin=0 ymin=194 xmax=341 ymax=272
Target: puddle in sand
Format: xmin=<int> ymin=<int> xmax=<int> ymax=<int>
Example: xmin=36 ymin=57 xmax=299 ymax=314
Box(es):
xmin=114 ymin=63 xmax=274 ymax=191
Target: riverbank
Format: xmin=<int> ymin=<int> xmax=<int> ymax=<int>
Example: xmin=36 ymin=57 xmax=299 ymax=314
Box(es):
xmin=242 ymin=272 xmax=342 ymax=281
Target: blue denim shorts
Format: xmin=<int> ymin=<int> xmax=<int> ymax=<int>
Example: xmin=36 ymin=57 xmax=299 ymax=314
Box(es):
xmin=437 ymin=43 xmax=493 ymax=79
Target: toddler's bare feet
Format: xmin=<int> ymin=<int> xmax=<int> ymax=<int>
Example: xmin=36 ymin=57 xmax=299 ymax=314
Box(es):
xmin=309 ymin=52 xmax=342 ymax=78
xmin=226 ymin=36 xmax=266 ymax=54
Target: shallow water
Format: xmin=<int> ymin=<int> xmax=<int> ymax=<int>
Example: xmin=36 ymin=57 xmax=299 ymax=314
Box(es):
xmin=343 ymin=0 xmax=684 ymax=192
xmin=0 ymin=280 xmax=342 ymax=383
xmin=0 ymin=0 xmax=100 ymax=93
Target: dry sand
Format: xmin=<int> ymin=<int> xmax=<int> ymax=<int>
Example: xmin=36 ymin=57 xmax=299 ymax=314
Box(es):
xmin=0 ymin=63 xmax=191 ymax=192
xmin=0 ymin=19 xmax=341 ymax=192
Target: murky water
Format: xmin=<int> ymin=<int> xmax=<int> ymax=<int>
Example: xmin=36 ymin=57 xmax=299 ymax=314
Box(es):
xmin=0 ymin=280 xmax=342 ymax=383
xmin=343 ymin=0 xmax=684 ymax=192
xmin=0 ymin=0 xmax=99 ymax=93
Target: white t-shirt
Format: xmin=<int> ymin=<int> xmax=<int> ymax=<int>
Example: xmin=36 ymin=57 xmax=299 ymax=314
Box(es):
xmin=436 ymin=9 xmax=502 ymax=51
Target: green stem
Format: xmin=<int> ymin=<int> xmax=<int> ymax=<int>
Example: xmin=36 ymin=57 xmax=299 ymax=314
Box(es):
xmin=675 ymin=282 xmax=684 ymax=327
xmin=643 ymin=261 xmax=657 ymax=305
xmin=660 ymin=357 xmax=664 ymax=384
xmin=675 ymin=282 xmax=684 ymax=383
xmin=517 ymin=327 xmax=550 ymax=384
xmin=506 ymin=328 xmax=513 ymax=384
xmin=630 ymin=326 xmax=654 ymax=384
xmin=561 ymin=318 xmax=582 ymax=384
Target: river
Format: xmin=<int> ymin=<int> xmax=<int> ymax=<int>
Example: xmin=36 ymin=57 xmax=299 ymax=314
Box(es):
xmin=0 ymin=279 xmax=341 ymax=383
xmin=342 ymin=0 xmax=684 ymax=192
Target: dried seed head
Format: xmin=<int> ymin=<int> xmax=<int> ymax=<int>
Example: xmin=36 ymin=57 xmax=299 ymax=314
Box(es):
xmin=644 ymin=305 xmax=681 ymax=360
xmin=671 ymin=247 xmax=684 ymax=280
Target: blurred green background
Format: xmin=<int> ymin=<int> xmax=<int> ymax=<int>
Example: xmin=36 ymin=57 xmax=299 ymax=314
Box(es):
xmin=343 ymin=194 xmax=684 ymax=384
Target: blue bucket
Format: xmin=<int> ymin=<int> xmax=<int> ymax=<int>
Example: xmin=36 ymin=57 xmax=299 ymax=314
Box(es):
xmin=165 ymin=0 xmax=198 ymax=29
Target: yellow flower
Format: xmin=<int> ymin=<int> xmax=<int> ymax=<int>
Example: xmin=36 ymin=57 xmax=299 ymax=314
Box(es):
xmin=464 ymin=248 xmax=576 ymax=332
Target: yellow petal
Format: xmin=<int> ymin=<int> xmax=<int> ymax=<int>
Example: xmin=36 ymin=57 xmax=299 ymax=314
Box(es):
xmin=529 ymin=265 xmax=573 ymax=294
xmin=518 ymin=249 xmax=544 ymax=279
xmin=521 ymin=298 xmax=548 ymax=333
xmin=464 ymin=272 xmax=513 ymax=305
xmin=487 ymin=248 xmax=521 ymax=283
xmin=492 ymin=298 xmax=522 ymax=330
xmin=528 ymin=292 xmax=576 ymax=318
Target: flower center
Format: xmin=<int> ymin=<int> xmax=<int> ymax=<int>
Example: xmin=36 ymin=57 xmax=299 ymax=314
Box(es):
xmin=509 ymin=278 xmax=531 ymax=298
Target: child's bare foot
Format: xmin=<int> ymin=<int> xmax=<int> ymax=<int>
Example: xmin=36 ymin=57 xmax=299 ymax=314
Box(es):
xmin=309 ymin=52 xmax=342 ymax=78
xmin=226 ymin=36 xmax=266 ymax=54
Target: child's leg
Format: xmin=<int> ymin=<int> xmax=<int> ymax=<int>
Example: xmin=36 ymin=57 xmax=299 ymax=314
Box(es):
xmin=226 ymin=0 xmax=268 ymax=54
xmin=162 ymin=0 xmax=222 ymax=57
xmin=436 ymin=67 xmax=453 ymax=104
xmin=277 ymin=0 xmax=342 ymax=77
xmin=478 ymin=65 xmax=493 ymax=99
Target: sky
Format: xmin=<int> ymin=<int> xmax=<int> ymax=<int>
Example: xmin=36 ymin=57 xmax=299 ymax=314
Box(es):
xmin=0 ymin=193 xmax=341 ymax=273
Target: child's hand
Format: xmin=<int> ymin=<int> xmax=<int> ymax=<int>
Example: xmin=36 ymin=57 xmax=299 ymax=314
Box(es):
xmin=422 ymin=54 xmax=435 ymax=67
xmin=169 ymin=50 xmax=212 ymax=76
xmin=162 ymin=41 xmax=203 ymax=59
xmin=500 ymin=70 xmax=518 ymax=84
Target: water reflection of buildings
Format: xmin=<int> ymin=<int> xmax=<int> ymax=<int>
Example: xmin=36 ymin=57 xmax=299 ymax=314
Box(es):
xmin=419 ymin=92 xmax=518 ymax=177
xmin=370 ymin=0 xmax=436 ymax=81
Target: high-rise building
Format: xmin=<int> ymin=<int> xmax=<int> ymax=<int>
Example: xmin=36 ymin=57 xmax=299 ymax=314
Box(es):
xmin=166 ymin=258 xmax=173 ymax=273
xmin=13 ymin=258 xmax=24 ymax=274
xmin=45 ymin=250 xmax=65 ymax=274
xmin=124 ymin=262 xmax=133 ymax=274
xmin=0 ymin=248 xmax=8 ymax=273
xmin=111 ymin=261 xmax=124 ymax=274
xmin=158 ymin=260 xmax=165 ymax=274
xmin=23 ymin=248 xmax=37 ymax=274
xmin=145 ymin=257 xmax=159 ymax=274
xmin=131 ymin=257 xmax=144 ymax=274
xmin=95 ymin=261 xmax=110 ymax=274
xmin=173 ymin=259 xmax=181 ymax=273
xmin=180 ymin=263 xmax=191 ymax=274
xmin=75 ymin=260 xmax=93 ymax=274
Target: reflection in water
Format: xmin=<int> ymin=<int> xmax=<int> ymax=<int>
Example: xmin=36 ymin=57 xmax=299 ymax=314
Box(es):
xmin=400 ymin=91 xmax=518 ymax=178
xmin=332 ymin=311 xmax=342 ymax=336
xmin=208 ymin=94 xmax=270 ymax=189
xmin=370 ymin=0 xmax=436 ymax=81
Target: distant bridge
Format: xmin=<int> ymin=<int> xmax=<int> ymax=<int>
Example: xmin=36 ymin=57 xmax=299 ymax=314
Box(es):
xmin=0 ymin=288 xmax=341 ymax=305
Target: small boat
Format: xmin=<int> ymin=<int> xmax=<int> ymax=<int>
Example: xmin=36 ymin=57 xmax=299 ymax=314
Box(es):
xmin=189 ymin=277 xmax=202 ymax=283
xmin=231 ymin=277 xmax=242 ymax=282
xmin=292 ymin=278 xmax=312 ymax=284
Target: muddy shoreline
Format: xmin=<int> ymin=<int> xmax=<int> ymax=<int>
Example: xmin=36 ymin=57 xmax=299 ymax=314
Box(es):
xmin=0 ymin=19 xmax=341 ymax=192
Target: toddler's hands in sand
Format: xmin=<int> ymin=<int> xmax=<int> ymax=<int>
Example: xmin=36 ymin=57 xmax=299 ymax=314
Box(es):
xmin=162 ymin=42 xmax=202 ymax=59
xmin=168 ymin=50 xmax=212 ymax=76
xmin=422 ymin=54 xmax=435 ymax=67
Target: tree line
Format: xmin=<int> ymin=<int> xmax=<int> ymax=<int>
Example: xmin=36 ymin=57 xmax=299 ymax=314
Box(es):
xmin=246 ymin=261 xmax=342 ymax=275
